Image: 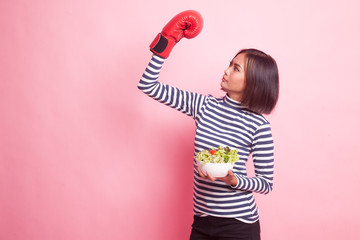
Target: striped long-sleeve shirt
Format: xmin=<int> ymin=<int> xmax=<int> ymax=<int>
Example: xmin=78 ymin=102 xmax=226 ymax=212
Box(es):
xmin=138 ymin=55 xmax=275 ymax=223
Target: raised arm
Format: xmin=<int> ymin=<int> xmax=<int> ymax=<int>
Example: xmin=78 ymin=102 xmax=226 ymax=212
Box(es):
xmin=138 ymin=10 xmax=205 ymax=119
xmin=138 ymin=55 xmax=205 ymax=119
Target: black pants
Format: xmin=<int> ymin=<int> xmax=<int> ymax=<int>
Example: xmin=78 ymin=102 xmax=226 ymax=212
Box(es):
xmin=190 ymin=215 xmax=261 ymax=240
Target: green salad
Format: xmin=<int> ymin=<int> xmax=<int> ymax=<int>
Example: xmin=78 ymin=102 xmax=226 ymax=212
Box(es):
xmin=196 ymin=146 xmax=239 ymax=164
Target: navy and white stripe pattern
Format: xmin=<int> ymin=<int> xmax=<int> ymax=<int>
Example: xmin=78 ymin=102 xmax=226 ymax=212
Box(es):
xmin=138 ymin=55 xmax=275 ymax=223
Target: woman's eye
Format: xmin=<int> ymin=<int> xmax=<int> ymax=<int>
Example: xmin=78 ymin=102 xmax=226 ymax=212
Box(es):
xmin=235 ymin=67 xmax=240 ymax=72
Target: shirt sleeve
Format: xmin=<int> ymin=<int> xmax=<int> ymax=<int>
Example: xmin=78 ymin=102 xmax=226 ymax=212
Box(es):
xmin=138 ymin=55 xmax=205 ymax=119
xmin=231 ymin=123 xmax=274 ymax=194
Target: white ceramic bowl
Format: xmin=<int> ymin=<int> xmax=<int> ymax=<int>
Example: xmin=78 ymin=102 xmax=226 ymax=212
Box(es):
xmin=198 ymin=162 xmax=234 ymax=178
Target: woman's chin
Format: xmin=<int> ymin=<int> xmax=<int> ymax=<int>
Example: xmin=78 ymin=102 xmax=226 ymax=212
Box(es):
xmin=220 ymin=84 xmax=228 ymax=92
xmin=220 ymin=83 xmax=226 ymax=91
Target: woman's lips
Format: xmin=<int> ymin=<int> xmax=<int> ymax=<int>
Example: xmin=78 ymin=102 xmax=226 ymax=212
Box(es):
xmin=222 ymin=77 xmax=227 ymax=82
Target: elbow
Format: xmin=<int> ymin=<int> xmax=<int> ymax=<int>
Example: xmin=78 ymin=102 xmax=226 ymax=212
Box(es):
xmin=265 ymin=182 xmax=273 ymax=194
xmin=259 ymin=179 xmax=273 ymax=195
xmin=137 ymin=81 xmax=143 ymax=90
xmin=264 ymin=184 xmax=273 ymax=195
xmin=137 ymin=81 xmax=148 ymax=93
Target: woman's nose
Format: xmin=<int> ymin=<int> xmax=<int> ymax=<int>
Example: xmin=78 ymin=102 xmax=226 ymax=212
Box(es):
xmin=224 ymin=67 xmax=230 ymax=75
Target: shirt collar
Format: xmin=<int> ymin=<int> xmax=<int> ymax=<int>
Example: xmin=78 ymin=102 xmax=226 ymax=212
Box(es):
xmin=224 ymin=94 xmax=243 ymax=108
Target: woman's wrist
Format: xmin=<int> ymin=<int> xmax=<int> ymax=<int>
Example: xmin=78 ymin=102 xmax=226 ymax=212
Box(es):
xmin=230 ymin=175 xmax=239 ymax=188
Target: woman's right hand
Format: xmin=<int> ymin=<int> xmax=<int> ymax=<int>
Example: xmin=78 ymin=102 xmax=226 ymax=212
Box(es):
xmin=149 ymin=10 xmax=203 ymax=59
xmin=196 ymin=165 xmax=238 ymax=187
xmin=196 ymin=165 xmax=216 ymax=181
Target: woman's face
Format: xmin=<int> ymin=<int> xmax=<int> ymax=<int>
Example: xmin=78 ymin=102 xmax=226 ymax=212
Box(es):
xmin=221 ymin=53 xmax=246 ymax=102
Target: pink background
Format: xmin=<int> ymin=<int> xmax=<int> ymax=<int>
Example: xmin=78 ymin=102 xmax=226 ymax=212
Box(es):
xmin=1 ymin=0 xmax=360 ymax=239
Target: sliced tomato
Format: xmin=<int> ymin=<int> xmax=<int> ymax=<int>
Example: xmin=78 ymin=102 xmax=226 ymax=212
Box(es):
xmin=210 ymin=149 xmax=217 ymax=155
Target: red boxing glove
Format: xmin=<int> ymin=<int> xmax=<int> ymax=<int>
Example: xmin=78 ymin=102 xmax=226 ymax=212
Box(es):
xmin=150 ymin=10 xmax=204 ymax=58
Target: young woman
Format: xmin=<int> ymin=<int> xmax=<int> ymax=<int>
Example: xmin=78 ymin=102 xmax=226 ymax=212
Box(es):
xmin=138 ymin=10 xmax=279 ymax=240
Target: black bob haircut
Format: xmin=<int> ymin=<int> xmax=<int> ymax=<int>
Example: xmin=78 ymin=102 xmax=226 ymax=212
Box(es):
xmin=235 ymin=48 xmax=279 ymax=115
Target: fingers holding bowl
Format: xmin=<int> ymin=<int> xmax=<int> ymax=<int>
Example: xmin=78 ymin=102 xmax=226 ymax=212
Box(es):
xmin=196 ymin=165 xmax=216 ymax=181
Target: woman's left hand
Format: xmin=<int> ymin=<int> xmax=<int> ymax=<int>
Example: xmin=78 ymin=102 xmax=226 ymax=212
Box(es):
xmin=196 ymin=166 xmax=238 ymax=186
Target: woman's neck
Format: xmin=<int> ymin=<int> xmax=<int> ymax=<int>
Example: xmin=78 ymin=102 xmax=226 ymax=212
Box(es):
xmin=227 ymin=93 xmax=242 ymax=102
